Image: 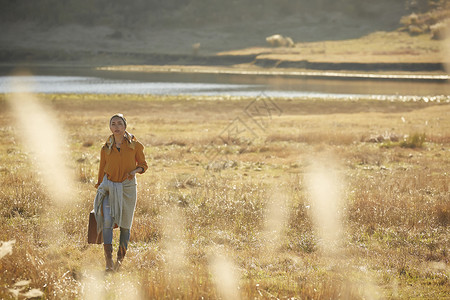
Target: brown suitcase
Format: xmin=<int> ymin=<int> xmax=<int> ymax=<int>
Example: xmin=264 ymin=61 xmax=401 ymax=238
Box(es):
xmin=88 ymin=210 xmax=103 ymax=244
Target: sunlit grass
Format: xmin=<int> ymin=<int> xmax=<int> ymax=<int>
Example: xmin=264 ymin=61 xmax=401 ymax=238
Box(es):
xmin=0 ymin=93 xmax=449 ymax=299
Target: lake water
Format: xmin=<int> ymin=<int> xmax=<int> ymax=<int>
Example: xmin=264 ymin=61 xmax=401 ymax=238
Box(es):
xmin=0 ymin=68 xmax=449 ymax=101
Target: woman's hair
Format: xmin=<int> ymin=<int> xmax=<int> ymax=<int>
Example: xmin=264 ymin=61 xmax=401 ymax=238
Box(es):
xmin=110 ymin=113 xmax=127 ymax=128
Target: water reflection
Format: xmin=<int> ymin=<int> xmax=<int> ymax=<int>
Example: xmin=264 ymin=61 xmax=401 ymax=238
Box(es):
xmin=0 ymin=73 xmax=449 ymax=101
xmin=0 ymin=75 xmax=260 ymax=95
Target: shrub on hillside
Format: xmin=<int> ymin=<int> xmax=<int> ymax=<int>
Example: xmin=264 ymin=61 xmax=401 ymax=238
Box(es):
xmin=430 ymin=20 xmax=450 ymax=39
xmin=400 ymin=7 xmax=450 ymax=37
xmin=400 ymin=133 xmax=426 ymax=148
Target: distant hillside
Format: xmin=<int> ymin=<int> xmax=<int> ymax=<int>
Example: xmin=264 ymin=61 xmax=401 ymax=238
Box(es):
xmin=0 ymin=0 xmax=416 ymax=34
xmin=0 ymin=0 xmax=448 ymax=61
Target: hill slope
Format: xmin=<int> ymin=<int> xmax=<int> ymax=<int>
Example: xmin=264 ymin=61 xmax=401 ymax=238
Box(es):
xmin=0 ymin=0 xmax=448 ymax=68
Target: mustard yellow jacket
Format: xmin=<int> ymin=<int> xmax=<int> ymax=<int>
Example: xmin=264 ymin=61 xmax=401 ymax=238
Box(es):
xmin=95 ymin=133 xmax=148 ymax=188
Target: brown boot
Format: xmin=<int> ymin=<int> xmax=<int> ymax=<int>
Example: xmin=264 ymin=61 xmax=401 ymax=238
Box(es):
xmin=114 ymin=245 xmax=126 ymax=271
xmin=103 ymin=244 xmax=114 ymax=272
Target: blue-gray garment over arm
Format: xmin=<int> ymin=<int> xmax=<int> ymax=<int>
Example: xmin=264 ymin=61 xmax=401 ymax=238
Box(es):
xmin=94 ymin=175 xmax=137 ymax=233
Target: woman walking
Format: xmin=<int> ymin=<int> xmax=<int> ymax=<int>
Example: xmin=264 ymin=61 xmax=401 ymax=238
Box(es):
xmin=93 ymin=113 xmax=148 ymax=272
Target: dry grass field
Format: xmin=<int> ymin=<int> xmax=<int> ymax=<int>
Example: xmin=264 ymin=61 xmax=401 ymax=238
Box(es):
xmin=0 ymin=93 xmax=449 ymax=299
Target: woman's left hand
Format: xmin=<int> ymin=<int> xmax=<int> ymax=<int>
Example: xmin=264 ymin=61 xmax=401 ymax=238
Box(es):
xmin=128 ymin=171 xmax=136 ymax=179
xmin=128 ymin=167 xmax=142 ymax=179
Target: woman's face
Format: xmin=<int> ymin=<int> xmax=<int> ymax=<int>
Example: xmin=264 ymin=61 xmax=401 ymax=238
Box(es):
xmin=110 ymin=117 xmax=126 ymax=137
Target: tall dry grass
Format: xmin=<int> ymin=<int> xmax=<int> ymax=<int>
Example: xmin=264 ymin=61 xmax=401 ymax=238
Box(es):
xmin=0 ymin=93 xmax=449 ymax=299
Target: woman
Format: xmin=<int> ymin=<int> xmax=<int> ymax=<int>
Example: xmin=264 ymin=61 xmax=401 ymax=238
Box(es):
xmin=93 ymin=113 xmax=148 ymax=272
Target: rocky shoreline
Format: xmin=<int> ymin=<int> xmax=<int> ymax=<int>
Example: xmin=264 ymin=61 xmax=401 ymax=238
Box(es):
xmin=1 ymin=49 xmax=447 ymax=76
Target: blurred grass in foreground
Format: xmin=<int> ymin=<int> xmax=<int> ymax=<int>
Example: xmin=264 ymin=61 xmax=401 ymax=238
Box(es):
xmin=0 ymin=93 xmax=449 ymax=299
